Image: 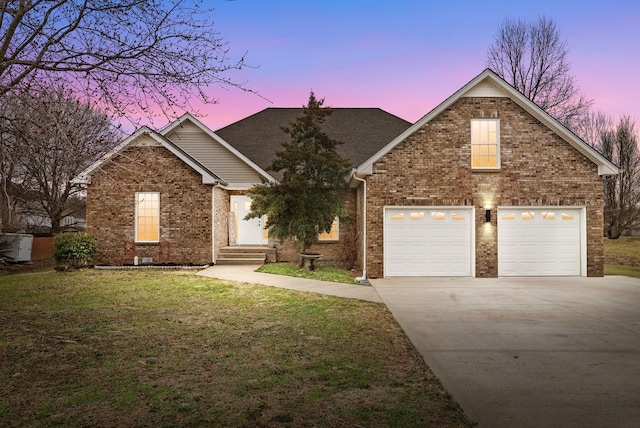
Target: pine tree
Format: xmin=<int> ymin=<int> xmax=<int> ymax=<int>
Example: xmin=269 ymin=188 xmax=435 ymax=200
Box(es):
xmin=246 ymin=92 xmax=351 ymax=258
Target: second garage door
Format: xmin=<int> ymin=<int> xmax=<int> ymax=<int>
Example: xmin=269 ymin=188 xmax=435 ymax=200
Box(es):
xmin=498 ymin=208 xmax=583 ymax=276
xmin=384 ymin=207 xmax=473 ymax=277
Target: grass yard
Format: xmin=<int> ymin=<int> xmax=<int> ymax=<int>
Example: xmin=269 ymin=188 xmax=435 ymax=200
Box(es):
xmin=604 ymin=236 xmax=640 ymax=278
xmin=257 ymin=261 xmax=359 ymax=284
xmin=0 ymin=269 xmax=473 ymax=427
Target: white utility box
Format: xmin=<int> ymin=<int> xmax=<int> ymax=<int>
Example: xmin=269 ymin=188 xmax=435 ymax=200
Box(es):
xmin=0 ymin=233 xmax=34 ymax=262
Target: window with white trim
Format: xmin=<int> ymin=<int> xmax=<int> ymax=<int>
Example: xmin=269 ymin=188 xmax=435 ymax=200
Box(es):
xmin=136 ymin=192 xmax=160 ymax=242
xmin=471 ymin=119 xmax=500 ymax=169
xmin=318 ymin=218 xmax=339 ymax=241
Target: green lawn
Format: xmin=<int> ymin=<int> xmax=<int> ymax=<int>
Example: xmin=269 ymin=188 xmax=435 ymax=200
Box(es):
xmin=604 ymin=236 xmax=640 ymax=278
xmin=0 ymin=270 xmax=473 ymax=427
xmin=257 ymin=261 xmax=360 ymax=284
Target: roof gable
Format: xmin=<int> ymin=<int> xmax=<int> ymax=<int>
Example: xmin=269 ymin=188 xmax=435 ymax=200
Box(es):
xmin=73 ymin=126 xmax=224 ymax=185
xmin=357 ymin=69 xmax=618 ymax=176
xmin=161 ymin=113 xmax=274 ymax=184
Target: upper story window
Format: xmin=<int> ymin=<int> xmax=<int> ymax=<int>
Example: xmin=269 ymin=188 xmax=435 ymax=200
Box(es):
xmin=136 ymin=192 xmax=160 ymax=242
xmin=471 ymin=119 xmax=500 ymax=169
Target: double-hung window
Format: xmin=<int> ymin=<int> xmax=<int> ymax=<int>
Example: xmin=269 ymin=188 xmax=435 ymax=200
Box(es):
xmin=471 ymin=119 xmax=500 ymax=169
xmin=136 ymin=192 xmax=160 ymax=242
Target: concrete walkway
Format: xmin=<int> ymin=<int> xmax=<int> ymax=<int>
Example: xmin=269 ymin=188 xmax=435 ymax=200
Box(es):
xmin=197 ymin=264 xmax=382 ymax=303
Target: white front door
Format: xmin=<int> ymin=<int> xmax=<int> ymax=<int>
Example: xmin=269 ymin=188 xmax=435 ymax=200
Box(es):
xmin=231 ymin=196 xmax=267 ymax=245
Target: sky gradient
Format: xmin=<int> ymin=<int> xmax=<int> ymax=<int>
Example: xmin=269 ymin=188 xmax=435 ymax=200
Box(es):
xmin=181 ymin=0 xmax=639 ymax=131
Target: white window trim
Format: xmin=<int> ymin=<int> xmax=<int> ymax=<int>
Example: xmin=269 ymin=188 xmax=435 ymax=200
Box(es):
xmin=471 ymin=119 xmax=500 ymax=170
xmin=135 ymin=192 xmax=160 ymax=243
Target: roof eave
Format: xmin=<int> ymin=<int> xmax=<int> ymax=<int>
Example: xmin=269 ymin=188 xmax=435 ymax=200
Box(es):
xmin=356 ymin=68 xmax=619 ymax=177
xmin=72 ymin=126 xmax=228 ymax=186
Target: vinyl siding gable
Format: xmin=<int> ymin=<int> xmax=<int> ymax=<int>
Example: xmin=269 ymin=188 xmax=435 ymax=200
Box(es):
xmin=165 ymin=120 xmax=263 ymax=185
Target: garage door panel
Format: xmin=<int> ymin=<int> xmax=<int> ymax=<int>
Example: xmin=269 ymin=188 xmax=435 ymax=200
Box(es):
xmin=385 ymin=207 xmax=472 ymax=277
xmin=498 ymin=208 xmax=582 ymax=276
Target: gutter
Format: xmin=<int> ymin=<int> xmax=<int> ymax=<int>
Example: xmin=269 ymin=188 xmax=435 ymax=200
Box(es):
xmin=351 ymin=173 xmax=367 ymax=281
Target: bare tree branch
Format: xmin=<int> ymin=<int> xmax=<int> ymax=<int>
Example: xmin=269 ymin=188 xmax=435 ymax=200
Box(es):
xmin=0 ymin=86 xmax=119 ymax=233
xmin=487 ymin=16 xmax=592 ymax=129
xmin=0 ymin=0 xmax=253 ymax=120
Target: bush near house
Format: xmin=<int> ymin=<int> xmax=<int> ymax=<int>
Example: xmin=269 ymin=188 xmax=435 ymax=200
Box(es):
xmin=53 ymin=233 xmax=97 ymax=268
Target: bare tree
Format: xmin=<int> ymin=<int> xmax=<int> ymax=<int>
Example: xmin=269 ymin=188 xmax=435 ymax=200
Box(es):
xmin=572 ymin=110 xmax=613 ymax=150
xmin=1 ymin=86 xmax=118 ymax=233
xmin=0 ymin=0 xmax=249 ymax=120
xmin=599 ymin=117 xmax=640 ymax=238
xmin=487 ymin=16 xmax=592 ymax=128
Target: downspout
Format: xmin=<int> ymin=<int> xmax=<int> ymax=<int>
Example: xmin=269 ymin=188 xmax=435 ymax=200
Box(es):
xmin=211 ymin=185 xmax=217 ymax=265
xmin=352 ymin=174 xmax=367 ymax=280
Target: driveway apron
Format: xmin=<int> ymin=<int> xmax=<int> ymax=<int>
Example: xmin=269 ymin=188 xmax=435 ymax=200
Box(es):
xmin=371 ymin=276 xmax=640 ymax=428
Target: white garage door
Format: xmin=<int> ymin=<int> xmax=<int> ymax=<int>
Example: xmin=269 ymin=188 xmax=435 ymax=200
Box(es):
xmin=498 ymin=208 xmax=583 ymax=276
xmin=384 ymin=207 xmax=473 ymax=277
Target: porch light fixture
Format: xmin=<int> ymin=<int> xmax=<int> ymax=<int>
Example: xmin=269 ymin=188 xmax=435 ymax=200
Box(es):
xmin=485 ymin=209 xmax=491 ymax=223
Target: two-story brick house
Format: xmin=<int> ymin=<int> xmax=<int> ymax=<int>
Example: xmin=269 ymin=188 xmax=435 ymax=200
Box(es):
xmin=75 ymin=69 xmax=617 ymax=277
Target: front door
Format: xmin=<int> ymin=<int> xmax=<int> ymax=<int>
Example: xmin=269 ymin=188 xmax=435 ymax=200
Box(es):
xmin=231 ymin=196 xmax=267 ymax=245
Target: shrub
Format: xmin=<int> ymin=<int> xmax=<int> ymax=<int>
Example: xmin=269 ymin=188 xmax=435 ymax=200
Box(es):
xmin=53 ymin=233 xmax=97 ymax=268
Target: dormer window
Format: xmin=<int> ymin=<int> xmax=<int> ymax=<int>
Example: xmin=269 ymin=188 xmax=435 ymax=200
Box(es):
xmin=471 ymin=119 xmax=500 ymax=169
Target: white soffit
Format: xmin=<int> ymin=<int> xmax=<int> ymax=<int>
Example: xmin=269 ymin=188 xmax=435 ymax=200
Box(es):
xmin=462 ymin=79 xmax=509 ymax=97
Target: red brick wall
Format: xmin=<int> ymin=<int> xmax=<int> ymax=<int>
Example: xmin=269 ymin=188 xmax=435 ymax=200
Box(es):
xmin=86 ymin=145 xmax=213 ymax=265
xmin=364 ymin=97 xmax=604 ymax=278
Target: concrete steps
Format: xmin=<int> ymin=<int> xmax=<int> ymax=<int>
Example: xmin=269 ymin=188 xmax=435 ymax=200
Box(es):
xmin=216 ymin=246 xmax=270 ymax=265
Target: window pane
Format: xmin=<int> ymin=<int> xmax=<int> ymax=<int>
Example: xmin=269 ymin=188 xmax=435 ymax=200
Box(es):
xmin=521 ymin=212 xmax=534 ymax=220
xmin=472 ymin=122 xmax=480 ymax=142
xmin=390 ymin=213 xmax=404 ymax=221
xmin=431 ymin=211 xmax=445 ymax=220
xmin=410 ymin=212 xmax=425 ymax=220
xmin=471 ymin=119 xmax=499 ymax=169
xmin=136 ymin=192 xmax=159 ymax=242
xmin=318 ymin=218 xmax=339 ymax=240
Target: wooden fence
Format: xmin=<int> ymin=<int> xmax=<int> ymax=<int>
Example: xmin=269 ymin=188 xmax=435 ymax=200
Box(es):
xmin=31 ymin=236 xmax=54 ymax=260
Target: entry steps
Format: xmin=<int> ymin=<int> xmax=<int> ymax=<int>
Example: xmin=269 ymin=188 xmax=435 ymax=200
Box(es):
xmin=216 ymin=246 xmax=271 ymax=265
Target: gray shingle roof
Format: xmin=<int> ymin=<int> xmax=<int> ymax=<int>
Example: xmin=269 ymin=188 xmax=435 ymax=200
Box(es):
xmin=215 ymin=108 xmax=411 ymax=178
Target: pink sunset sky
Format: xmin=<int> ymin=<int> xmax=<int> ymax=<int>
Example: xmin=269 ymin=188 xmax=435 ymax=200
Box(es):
xmin=169 ymin=0 xmax=639 ymax=131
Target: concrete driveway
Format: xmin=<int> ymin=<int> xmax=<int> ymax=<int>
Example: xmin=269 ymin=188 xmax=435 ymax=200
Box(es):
xmin=370 ymin=276 xmax=640 ymax=428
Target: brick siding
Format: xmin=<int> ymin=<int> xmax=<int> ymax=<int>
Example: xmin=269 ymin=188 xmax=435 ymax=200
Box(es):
xmin=86 ymin=145 xmax=213 ymax=265
xmin=364 ymin=97 xmax=604 ymax=278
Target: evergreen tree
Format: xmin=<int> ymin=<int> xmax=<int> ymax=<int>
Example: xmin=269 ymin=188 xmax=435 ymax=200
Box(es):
xmin=246 ymin=92 xmax=351 ymax=257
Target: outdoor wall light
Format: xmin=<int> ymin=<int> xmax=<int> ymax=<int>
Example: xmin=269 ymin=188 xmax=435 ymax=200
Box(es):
xmin=485 ymin=209 xmax=491 ymax=223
